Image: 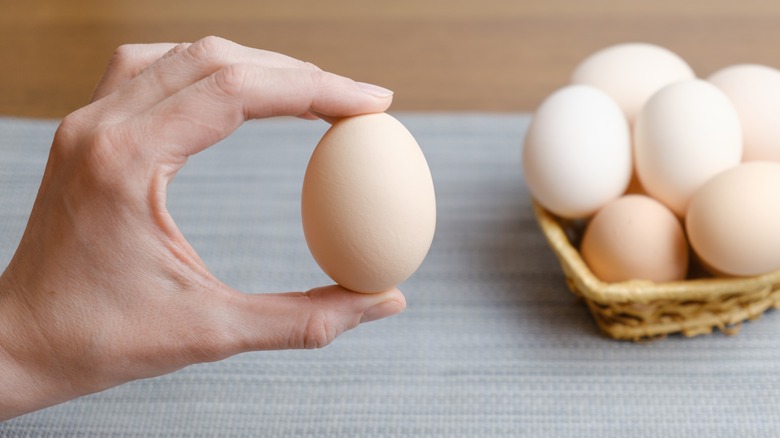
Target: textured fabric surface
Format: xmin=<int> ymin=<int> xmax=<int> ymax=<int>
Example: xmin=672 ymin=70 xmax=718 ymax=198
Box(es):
xmin=1 ymin=114 xmax=779 ymax=437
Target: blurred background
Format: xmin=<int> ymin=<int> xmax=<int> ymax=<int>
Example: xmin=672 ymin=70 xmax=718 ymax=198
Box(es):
xmin=2 ymin=0 xmax=780 ymax=118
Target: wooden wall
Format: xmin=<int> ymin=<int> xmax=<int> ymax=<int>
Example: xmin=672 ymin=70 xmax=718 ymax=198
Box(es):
xmin=2 ymin=0 xmax=780 ymax=117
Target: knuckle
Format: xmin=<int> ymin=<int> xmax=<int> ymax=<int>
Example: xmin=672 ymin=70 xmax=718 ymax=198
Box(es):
xmin=48 ymin=121 xmax=138 ymax=202
xmin=188 ymin=35 xmax=234 ymax=64
xmin=185 ymin=325 xmax=236 ymax=363
xmin=52 ymin=112 xmax=86 ymax=154
xmin=298 ymin=69 xmax=329 ymax=104
xmin=164 ymin=42 xmax=191 ymax=59
xmin=198 ymin=35 xmax=231 ymax=49
xmin=73 ymin=124 xmax=139 ymax=192
xmin=107 ymin=44 xmax=144 ymax=75
xmin=53 ymin=111 xmax=119 ymax=164
xmin=306 ymin=68 xmax=326 ymax=88
xmin=212 ymin=63 xmax=253 ymax=98
xmin=175 ymin=289 xmax=245 ymax=364
xmin=300 ymin=309 xmax=339 ymax=350
xmin=80 ymin=126 xmax=128 ymax=179
xmin=50 ymin=110 xmax=106 ymax=167
xmin=303 ymin=61 xmax=323 ymax=72
xmin=110 ymin=43 xmax=139 ymax=64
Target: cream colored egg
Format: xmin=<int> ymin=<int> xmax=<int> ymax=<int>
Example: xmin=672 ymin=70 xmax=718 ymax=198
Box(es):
xmin=686 ymin=161 xmax=780 ymax=277
xmin=523 ymin=84 xmax=632 ymax=219
xmin=634 ymin=79 xmax=742 ymax=217
xmin=708 ymin=64 xmax=780 ymax=162
xmin=571 ymin=42 xmax=695 ymax=124
xmin=301 ymin=113 xmax=436 ymax=293
xmin=581 ymin=195 xmax=689 ymax=283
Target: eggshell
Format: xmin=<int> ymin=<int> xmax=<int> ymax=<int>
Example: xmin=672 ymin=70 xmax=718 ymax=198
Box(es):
xmin=571 ymin=42 xmax=695 ymax=124
xmin=523 ymin=84 xmax=632 ymax=219
xmin=708 ymin=64 xmax=780 ymax=162
xmin=301 ymin=113 xmax=436 ymax=293
xmin=581 ymin=195 xmax=689 ymax=283
xmin=634 ymin=79 xmax=742 ymax=217
xmin=686 ymin=161 xmax=780 ymax=277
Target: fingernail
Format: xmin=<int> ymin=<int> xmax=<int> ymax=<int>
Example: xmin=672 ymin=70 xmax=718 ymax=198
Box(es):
xmin=357 ymin=82 xmax=394 ymax=98
xmin=361 ymin=299 xmax=404 ymax=323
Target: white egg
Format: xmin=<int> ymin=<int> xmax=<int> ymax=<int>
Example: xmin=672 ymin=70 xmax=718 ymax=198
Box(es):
xmin=634 ymin=79 xmax=742 ymax=217
xmin=708 ymin=64 xmax=780 ymax=162
xmin=571 ymin=42 xmax=695 ymax=125
xmin=523 ymin=84 xmax=632 ymax=219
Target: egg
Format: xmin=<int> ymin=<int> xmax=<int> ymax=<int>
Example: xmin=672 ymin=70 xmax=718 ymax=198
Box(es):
xmin=686 ymin=161 xmax=780 ymax=277
xmin=580 ymin=195 xmax=689 ymax=283
xmin=523 ymin=84 xmax=632 ymax=219
xmin=570 ymin=42 xmax=695 ymax=124
xmin=301 ymin=113 xmax=436 ymax=293
xmin=634 ymin=79 xmax=742 ymax=217
xmin=708 ymin=64 xmax=780 ymax=162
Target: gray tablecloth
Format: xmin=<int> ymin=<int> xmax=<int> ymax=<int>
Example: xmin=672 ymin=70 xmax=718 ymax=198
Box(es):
xmin=1 ymin=114 xmax=779 ymax=437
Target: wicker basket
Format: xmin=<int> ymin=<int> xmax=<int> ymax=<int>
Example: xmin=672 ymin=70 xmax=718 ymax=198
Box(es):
xmin=532 ymin=201 xmax=780 ymax=341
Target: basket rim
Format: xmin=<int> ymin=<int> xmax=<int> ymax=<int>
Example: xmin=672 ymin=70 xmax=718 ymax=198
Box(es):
xmin=532 ymin=200 xmax=780 ymax=304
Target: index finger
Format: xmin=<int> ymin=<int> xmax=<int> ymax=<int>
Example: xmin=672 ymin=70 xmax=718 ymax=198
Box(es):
xmin=91 ymin=37 xmax=327 ymax=122
xmin=129 ymin=63 xmax=393 ymax=161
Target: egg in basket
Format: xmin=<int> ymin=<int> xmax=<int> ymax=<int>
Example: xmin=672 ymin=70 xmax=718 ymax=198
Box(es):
xmin=523 ymin=43 xmax=780 ymax=340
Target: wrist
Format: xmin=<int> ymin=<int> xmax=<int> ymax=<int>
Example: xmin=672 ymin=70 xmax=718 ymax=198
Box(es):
xmin=0 ymin=270 xmax=81 ymax=420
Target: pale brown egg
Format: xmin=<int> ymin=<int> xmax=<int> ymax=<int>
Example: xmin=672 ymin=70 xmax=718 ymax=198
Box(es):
xmin=581 ymin=195 xmax=689 ymax=283
xmin=686 ymin=161 xmax=780 ymax=277
xmin=301 ymin=113 xmax=436 ymax=293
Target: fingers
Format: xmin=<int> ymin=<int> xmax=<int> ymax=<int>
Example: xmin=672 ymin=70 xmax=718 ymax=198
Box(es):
xmin=91 ymin=43 xmax=181 ymax=102
xmin=131 ymin=63 xmax=393 ymax=161
xmin=70 ymin=36 xmax=393 ymax=186
xmin=90 ymin=36 xmax=324 ymax=122
xmin=219 ymin=286 xmax=405 ymax=354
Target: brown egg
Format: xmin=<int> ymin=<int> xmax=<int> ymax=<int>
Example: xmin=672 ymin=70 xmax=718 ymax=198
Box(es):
xmin=581 ymin=195 xmax=689 ymax=283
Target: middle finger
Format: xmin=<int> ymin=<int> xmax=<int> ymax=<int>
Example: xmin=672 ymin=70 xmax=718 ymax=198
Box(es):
xmin=83 ymin=36 xmax=319 ymax=125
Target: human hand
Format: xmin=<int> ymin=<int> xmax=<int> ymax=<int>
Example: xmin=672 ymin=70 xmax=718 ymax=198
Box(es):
xmin=0 ymin=36 xmax=405 ymax=420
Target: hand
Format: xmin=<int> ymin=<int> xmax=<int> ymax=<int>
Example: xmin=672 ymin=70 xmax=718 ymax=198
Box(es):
xmin=0 ymin=36 xmax=405 ymax=420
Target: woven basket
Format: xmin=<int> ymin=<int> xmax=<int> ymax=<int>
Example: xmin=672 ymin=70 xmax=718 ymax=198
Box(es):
xmin=532 ymin=201 xmax=780 ymax=341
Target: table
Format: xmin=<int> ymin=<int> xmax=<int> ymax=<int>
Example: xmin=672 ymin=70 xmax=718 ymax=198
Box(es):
xmin=2 ymin=113 xmax=779 ymax=436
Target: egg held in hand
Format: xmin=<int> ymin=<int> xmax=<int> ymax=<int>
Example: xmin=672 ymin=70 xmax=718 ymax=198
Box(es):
xmin=301 ymin=113 xmax=436 ymax=293
xmin=580 ymin=195 xmax=689 ymax=283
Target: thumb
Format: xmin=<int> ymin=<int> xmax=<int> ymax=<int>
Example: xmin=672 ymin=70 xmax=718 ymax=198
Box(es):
xmin=222 ymin=286 xmax=406 ymax=352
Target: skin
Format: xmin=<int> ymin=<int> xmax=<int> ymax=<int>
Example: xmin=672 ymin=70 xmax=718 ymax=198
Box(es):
xmin=0 ymin=36 xmax=405 ymax=420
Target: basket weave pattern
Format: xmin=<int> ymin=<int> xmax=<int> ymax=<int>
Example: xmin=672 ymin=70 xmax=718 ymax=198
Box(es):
xmin=533 ymin=202 xmax=780 ymax=341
